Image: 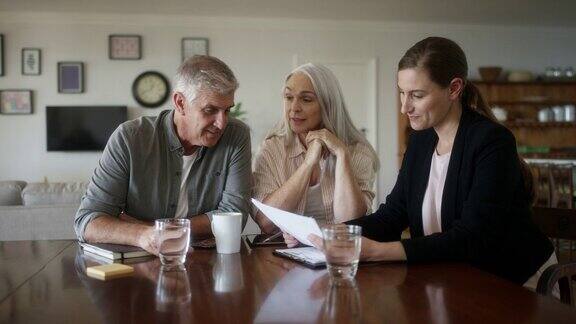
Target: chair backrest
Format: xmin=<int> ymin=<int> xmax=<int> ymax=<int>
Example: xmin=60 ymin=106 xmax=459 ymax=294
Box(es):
xmin=549 ymin=164 xmax=574 ymax=209
xmin=532 ymin=207 xmax=576 ymax=263
xmin=536 ymin=262 xmax=576 ymax=306
xmin=530 ymin=163 xmax=552 ymax=207
xmin=533 ymin=207 xmax=576 ymax=241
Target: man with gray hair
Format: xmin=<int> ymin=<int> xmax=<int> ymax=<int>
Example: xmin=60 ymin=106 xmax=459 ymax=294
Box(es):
xmin=74 ymin=55 xmax=251 ymax=254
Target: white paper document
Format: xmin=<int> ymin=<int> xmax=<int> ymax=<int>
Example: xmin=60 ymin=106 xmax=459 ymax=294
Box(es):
xmin=251 ymin=199 xmax=323 ymax=246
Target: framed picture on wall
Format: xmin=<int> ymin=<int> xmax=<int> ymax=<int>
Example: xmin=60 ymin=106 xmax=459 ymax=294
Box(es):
xmin=58 ymin=62 xmax=84 ymax=93
xmin=22 ymin=48 xmax=41 ymax=75
xmin=181 ymin=37 xmax=209 ymax=62
xmin=109 ymin=34 xmax=141 ymax=60
xmin=0 ymin=34 xmax=4 ymax=76
xmin=0 ymin=90 xmax=33 ymax=114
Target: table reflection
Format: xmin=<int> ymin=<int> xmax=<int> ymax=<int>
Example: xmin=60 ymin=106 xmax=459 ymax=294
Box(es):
xmin=2 ymin=244 xmax=572 ymax=323
xmin=254 ymin=267 xmax=328 ymax=323
xmin=73 ymin=247 xmax=256 ymax=323
xmin=212 ymin=253 xmax=244 ymax=293
xmin=155 ymin=267 xmax=191 ymax=310
xmin=424 ymin=284 xmax=448 ymax=324
xmin=320 ymin=280 xmax=361 ymax=324
xmin=74 ymin=251 xmax=185 ymax=323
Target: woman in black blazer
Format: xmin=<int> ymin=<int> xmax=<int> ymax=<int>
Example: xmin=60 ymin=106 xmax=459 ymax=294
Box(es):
xmin=310 ymin=37 xmax=554 ymax=285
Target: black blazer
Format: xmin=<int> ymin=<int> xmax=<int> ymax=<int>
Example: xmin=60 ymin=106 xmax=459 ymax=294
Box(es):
xmin=349 ymin=108 xmax=553 ymax=284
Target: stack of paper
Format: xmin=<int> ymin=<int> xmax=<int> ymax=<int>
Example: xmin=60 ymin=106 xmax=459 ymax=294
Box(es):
xmin=251 ymin=199 xmax=323 ymax=246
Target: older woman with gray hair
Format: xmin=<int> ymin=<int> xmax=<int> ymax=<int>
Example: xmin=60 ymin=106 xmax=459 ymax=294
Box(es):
xmin=253 ymin=63 xmax=379 ymax=239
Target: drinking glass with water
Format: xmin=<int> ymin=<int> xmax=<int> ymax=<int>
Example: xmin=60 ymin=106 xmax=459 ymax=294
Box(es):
xmin=322 ymin=225 xmax=362 ymax=282
xmin=155 ymin=218 xmax=191 ymax=269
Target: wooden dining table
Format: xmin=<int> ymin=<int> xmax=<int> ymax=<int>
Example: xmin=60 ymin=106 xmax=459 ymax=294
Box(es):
xmin=1 ymin=239 xmax=575 ymax=323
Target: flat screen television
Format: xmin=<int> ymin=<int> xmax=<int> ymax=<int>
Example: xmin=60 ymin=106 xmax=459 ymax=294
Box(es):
xmin=46 ymin=106 xmax=127 ymax=151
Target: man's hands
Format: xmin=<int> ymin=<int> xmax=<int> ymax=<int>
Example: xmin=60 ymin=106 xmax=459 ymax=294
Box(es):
xmin=138 ymin=226 xmax=160 ymax=255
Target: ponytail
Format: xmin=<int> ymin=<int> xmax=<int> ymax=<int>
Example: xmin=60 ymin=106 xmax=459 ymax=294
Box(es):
xmin=461 ymin=82 xmax=495 ymax=122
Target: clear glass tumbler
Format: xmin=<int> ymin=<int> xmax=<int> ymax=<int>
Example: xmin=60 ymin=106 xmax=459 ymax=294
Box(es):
xmin=155 ymin=218 xmax=191 ymax=269
xmin=322 ymin=224 xmax=362 ymax=282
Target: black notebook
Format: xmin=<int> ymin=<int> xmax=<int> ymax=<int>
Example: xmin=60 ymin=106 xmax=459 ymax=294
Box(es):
xmin=79 ymin=242 xmax=152 ymax=260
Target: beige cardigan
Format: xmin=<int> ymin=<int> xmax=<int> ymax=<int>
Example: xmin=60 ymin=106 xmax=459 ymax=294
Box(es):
xmin=252 ymin=135 xmax=377 ymax=224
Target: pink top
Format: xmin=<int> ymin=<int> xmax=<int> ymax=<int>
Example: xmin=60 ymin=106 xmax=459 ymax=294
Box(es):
xmin=422 ymin=150 xmax=451 ymax=236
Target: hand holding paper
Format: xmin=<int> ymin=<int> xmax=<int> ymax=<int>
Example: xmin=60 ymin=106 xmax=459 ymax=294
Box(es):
xmin=251 ymin=199 xmax=323 ymax=246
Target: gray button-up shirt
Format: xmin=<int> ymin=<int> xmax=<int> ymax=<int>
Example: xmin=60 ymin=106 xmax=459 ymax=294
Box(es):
xmin=74 ymin=109 xmax=252 ymax=241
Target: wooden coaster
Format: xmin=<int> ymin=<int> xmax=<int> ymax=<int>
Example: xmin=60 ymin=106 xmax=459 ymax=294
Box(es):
xmin=86 ymin=264 xmax=134 ymax=281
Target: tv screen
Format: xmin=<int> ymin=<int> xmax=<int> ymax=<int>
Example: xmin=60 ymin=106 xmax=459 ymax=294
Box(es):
xmin=46 ymin=106 xmax=127 ymax=151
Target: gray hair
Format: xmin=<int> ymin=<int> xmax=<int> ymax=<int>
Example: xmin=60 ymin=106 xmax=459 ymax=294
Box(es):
xmin=269 ymin=63 xmax=379 ymax=172
xmin=174 ymin=55 xmax=238 ymax=103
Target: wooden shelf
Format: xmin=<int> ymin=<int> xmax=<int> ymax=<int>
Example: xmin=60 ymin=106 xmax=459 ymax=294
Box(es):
xmin=472 ymin=80 xmax=576 ymax=86
xmin=398 ymin=79 xmax=576 ymax=168
xmin=505 ymin=121 xmax=576 ymax=128
xmin=520 ymin=152 xmax=576 ymax=160
xmin=490 ymin=101 xmax=574 ymax=106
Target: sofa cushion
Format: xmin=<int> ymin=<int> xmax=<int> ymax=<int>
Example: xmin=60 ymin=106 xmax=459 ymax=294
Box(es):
xmin=22 ymin=182 xmax=88 ymax=206
xmin=0 ymin=181 xmax=27 ymax=206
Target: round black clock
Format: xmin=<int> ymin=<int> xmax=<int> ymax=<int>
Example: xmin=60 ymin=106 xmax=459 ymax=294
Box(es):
xmin=132 ymin=71 xmax=170 ymax=108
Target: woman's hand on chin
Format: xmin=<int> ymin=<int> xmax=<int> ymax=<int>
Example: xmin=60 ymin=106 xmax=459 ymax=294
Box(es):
xmin=303 ymin=139 xmax=323 ymax=167
xmin=306 ymin=129 xmax=348 ymax=158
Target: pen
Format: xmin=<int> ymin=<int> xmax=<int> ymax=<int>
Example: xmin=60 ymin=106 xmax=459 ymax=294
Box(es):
xmin=262 ymin=231 xmax=283 ymax=243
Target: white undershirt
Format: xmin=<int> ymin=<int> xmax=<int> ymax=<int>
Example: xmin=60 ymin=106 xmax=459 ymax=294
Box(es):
xmin=422 ymin=150 xmax=451 ymax=236
xmin=304 ymin=159 xmax=326 ymax=223
xmin=304 ymin=183 xmax=324 ymax=221
xmin=174 ymin=152 xmax=198 ymax=219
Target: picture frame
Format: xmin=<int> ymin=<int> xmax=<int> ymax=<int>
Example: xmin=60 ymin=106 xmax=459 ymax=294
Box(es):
xmin=181 ymin=37 xmax=209 ymax=62
xmin=58 ymin=62 xmax=84 ymax=93
xmin=109 ymin=34 xmax=142 ymax=60
xmin=22 ymin=48 xmax=41 ymax=75
xmin=0 ymin=90 xmax=33 ymax=115
xmin=0 ymin=34 xmax=4 ymax=76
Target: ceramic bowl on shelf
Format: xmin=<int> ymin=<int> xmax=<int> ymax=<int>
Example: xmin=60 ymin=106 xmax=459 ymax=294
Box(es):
xmin=491 ymin=106 xmax=507 ymax=122
xmin=507 ymin=70 xmax=534 ymax=82
xmin=478 ymin=66 xmax=502 ymax=82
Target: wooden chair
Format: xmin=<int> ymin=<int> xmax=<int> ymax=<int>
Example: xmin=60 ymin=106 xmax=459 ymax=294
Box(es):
xmin=549 ymin=164 xmax=574 ymax=209
xmin=533 ymin=207 xmax=576 ymax=262
xmin=537 ymin=262 xmax=576 ymax=306
xmin=529 ymin=163 xmax=552 ymax=207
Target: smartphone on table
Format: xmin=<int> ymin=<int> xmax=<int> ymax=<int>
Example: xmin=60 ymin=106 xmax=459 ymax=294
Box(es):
xmin=243 ymin=232 xmax=286 ymax=248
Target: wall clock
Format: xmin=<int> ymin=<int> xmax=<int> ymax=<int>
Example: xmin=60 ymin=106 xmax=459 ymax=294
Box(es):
xmin=132 ymin=71 xmax=170 ymax=108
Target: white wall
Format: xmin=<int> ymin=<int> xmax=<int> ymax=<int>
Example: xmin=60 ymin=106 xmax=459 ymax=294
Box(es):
xmin=1 ymin=12 xmax=576 ymax=205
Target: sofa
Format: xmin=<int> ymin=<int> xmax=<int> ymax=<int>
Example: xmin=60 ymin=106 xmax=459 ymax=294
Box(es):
xmin=0 ymin=181 xmax=86 ymax=241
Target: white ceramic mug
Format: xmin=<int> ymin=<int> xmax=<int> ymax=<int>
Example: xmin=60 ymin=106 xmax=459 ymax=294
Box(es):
xmin=211 ymin=212 xmax=243 ymax=254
